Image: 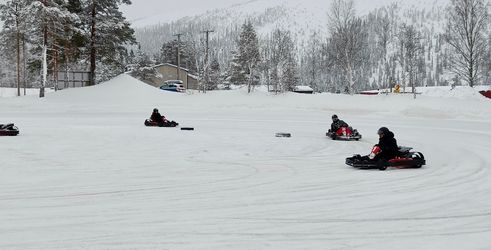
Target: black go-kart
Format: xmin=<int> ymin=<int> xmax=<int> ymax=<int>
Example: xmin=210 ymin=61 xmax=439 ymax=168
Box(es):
xmin=144 ymin=119 xmax=179 ymax=127
xmin=346 ymin=146 xmax=425 ymax=171
xmin=0 ymin=123 xmax=20 ymax=136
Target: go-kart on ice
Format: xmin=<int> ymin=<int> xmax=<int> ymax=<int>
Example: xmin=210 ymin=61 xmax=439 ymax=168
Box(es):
xmin=145 ymin=117 xmax=193 ymax=130
xmin=346 ymin=145 xmax=426 ymax=171
xmin=326 ymin=127 xmax=362 ymax=141
xmin=144 ymin=119 xmax=179 ymax=127
xmin=0 ymin=123 xmax=19 ymax=136
xmin=145 ymin=108 xmax=180 ymax=127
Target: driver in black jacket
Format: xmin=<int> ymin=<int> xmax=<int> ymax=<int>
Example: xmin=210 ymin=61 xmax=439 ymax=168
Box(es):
xmin=150 ymin=108 xmax=167 ymax=126
xmin=330 ymin=115 xmax=349 ymax=133
xmin=374 ymin=127 xmax=399 ymax=160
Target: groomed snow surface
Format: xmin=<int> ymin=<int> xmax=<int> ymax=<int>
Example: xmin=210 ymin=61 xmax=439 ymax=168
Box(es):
xmin=0 ymin=87 xmax=53 ymax=98
xmin=1 ymin=74 xmax=491 ymax=249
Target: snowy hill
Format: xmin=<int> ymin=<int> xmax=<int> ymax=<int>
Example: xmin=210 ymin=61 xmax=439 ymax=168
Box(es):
xmin=133 ymin=0 xmax=458 ymax=91
xmin=2 ymin=74 xmax=491 ymax=249
xmin=126 ymin=0 xmax=449 ymax=28
xmin=134 ymin=0 xmax=451 ymax=53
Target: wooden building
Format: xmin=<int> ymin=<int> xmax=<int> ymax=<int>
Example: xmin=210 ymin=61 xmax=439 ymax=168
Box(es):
xmin=147 ymin=63 xmax=199 ymax=90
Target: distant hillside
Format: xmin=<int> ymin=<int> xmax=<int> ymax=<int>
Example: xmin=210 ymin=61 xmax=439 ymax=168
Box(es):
xmin=131 ymin=0 xmax=485 ymax=92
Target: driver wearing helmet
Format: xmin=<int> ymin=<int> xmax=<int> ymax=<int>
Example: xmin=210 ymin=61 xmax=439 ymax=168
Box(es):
xmin=150 ymin=108 xmax=167 ymax=126
xmin=330 ymin=114 xmax=349 ymax=133
xmin=373 ymin=127 xmax=399 ymax=160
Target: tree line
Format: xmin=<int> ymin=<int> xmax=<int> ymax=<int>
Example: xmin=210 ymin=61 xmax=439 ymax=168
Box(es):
xmin=133 ymin=0 xmax=490 ymax=94
xmin=1 ymin=0 xmax=489 ymax=97
xmin=0 ymin=0 xmax=135 ymax=97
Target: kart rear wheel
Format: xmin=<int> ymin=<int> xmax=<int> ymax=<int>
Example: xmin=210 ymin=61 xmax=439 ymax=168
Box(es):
xmin=412 ymin=152 xmax=425 ymax=168
xmin=377 ymin=160 xmax=387 ymax=171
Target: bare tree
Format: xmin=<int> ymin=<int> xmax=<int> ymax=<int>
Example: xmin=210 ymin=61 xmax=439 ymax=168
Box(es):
xmin=306 ymin=32 xmax=321 ymax=91
xmin=328 ymin=0 xmax=356 ymax=35
xmin=445 ymin=0 xmax=489 ymax=87
xmin=265 ymin=29 xmax=296 ymax=93
xmin=328 ymin=0 xmax=368 ymax=94
xmin=374 ymin=9 xmax=393 ymax=90
xmin=399 ymin=24 xmax=422 ymax=99
xmin=0 ymin=0 xmax=29 ymax=97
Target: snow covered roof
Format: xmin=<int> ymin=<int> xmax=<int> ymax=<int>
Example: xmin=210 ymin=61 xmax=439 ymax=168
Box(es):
xmin=153 ymin=63 xmax=192 ymax=73
xmin=187 ymin=73 xmax=198 ymax=80
xmin=294 ymin=85 xmax=314 ymax=92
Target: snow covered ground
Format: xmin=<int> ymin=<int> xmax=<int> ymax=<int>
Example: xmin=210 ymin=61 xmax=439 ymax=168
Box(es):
xmin=1 ymin=74 xmax=491 ymax=249
xmin=0 ymin=87 xmax=53 ymax=98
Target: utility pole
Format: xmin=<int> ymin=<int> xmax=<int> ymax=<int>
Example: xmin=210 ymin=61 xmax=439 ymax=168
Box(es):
xmin=173 ymin=33 xmax=184 ymax=86
xmin=202 ymin=30 xmax=214 ymax=93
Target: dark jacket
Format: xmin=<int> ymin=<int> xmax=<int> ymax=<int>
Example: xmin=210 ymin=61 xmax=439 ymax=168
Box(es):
xmin=150 ymin=111 xmax=165 ymax=123
xmin=331 ymin=120 xmax=349 ymax=132
xmin=376 ymin=131 xmax=399 ymax=160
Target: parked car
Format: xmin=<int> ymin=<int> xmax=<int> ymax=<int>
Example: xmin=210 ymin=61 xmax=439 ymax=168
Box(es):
xmin=159 ymin=80 xmax=185 ymax=93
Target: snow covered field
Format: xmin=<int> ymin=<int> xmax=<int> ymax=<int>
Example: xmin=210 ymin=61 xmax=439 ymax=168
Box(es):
xmin=0 ymin=87 xmax=53 ymax=98
xmin=1 ymin=74 xmax=491 ymax=249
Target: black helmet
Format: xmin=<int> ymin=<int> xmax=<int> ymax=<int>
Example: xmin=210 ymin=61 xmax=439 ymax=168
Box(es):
xmin=332 ymin=114 xmax=338 ymax=119
xmin=377 ymin=127 xmax=389 ymax=135
xmin=153 ymin=108 xmax=159 ymax=112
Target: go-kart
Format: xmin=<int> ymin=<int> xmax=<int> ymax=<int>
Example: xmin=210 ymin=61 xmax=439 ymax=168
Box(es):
xmin=346 ymin=146 xmax=425 ymax=170
xmin=0 ymin=123 xmax=20 ymax=136
xmin=144 ymin=119 xmax=179 ymax=127
xmin=327 ymin=127 xmax=362 ymax=141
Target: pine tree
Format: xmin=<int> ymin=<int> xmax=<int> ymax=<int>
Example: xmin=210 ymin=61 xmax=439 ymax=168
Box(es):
xmin=230 ymin=21 xmax=261 ymax=93
xmin=208 ymin=57 xmax=221 ymax=90
xmin=282 ymin=55 xmax=298 ymax=91
xmin=228 ymin=50 xmax=247 ymax=85
xmin=125 ymin=49 xmax=136 ymax=65
xmin=158 ymin=39 xmax=197 ymax=73
xmin=83 ymin=0 xmax=135 ymax=85
xmin=133 ymin=44 xmax=155 ymax=82
xmin=61 ymin=0 xmax=86 ymax=78
xmin=25 ymin=0 xmax=79 ymax=97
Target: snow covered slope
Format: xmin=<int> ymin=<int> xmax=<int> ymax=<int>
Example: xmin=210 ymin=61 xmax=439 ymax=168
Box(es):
xmin=134 ymin=0 xmax=452 ymax=89
xmin=1 ymin=74 xmax=491 ymax=249
xmin=126 ymin=0 xmax=449 ymax=28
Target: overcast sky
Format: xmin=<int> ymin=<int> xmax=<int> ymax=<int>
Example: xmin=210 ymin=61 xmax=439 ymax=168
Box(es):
xmin=120 ymin=0 xmax=246 ymax=26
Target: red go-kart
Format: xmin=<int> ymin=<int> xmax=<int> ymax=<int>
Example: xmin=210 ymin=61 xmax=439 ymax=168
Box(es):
xmin=326 ymin=127 xmax=362 ymax=141
xmin=346 ymin=146 xmax=425 ymax=171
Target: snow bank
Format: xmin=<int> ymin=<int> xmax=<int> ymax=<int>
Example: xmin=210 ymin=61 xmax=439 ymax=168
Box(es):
xmin=0 ymin=87 xmax=53 ymax=98
xmin=4 ymin=75 xmax=489 ymax=122
xmin=419 ymin=86 xmax=491 ymax=100
xmin=37 ymin=75 xmax=491 ymax=121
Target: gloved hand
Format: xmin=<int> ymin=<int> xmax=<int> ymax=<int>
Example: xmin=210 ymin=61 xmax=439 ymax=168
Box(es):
xmin=369 ymin=153 xmax=376 ymax=160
